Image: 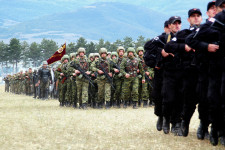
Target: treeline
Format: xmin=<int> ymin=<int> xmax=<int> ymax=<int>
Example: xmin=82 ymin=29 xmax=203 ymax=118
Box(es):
xmin=0 ymin=36 xmax=150 ymax=70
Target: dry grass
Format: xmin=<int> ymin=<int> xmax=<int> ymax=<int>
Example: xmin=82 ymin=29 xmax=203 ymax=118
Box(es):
xmin=0 ymin=85 xmax=224 ymax=150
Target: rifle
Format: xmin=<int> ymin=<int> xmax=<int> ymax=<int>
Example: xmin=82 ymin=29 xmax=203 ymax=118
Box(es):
xmin=110 ymin=61 xmax=120 ymax=73
xmin=72 ymin=63 xmax=95 ymax=88
xmin=145 ymin=74 xmax=153 ymax=88
xmin=99 ymin=62 xmax=115 ymax=90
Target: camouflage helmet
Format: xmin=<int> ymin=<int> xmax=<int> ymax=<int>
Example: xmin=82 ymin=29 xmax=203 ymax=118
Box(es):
xmin=107 ymin=52 xmax=111 ymax=55
xmin=42 ymin=61 xmax=48 ymax=65
xmin=117 ymin=46 xmax=125 ymax=53
xmin=88 ymin=53 xmax=94 ymax=59
xmin=70 ymin=53 xmax=76 ymax=58
xmin=62 ymin=55 xmax=70 ymax=61
xmin=94 ymin=53 xmax=100 ymax=57
xmin=77 ymin=47 xmax=86 ymax=54
xmin=136 ymin=46 xmax=144 ymax=54
xmin=111 ymin=52 xmax=118 ymax=57
xmin=99 ymin=48 xmax=108 ymax=55
xmin=127 ymin=47 xmax=135 ymax=54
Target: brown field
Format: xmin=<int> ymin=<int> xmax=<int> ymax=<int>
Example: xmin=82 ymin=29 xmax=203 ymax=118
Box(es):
xmin=0 ymin=85 xmax=224 ymax=150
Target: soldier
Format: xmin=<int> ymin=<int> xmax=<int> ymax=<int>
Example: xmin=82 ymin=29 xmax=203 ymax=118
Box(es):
xmin=70 ymin=48 xmax=92 ymax=109
xmin=144 ymin=20 xmax=170 ymax=131
xmin=25 ymin=68 xmax=33 ymax=96
xmin=91 ymin=48 xmax=114 ymax=109
xmin=33 ymin=69 xmax=39 ymax=99
xmin=186 ymin=0 xmax=225 ymax=146
xmin=120 ymin=47 xmax=145 ymax=109
xmin=111 ymin=47 xmax=125 ymax=108
xmin=110 ymin=51 xmax=118 ymax=107
xmin=37 ymin=61 xmax=52 ymax=100
xmin=3 ymin=75 xmax=10 ymax=92
xmin=88 ymin=53 xmax=98 ymax=108
xmin=136 ymin=47 xmax=152 ymax=108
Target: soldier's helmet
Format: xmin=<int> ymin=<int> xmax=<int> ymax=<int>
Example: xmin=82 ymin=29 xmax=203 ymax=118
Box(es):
xmin=88 ymin=53 xmax=94 ymax=59
xmin=70 ymin=53 xmax=76 ymax=58
xmin=107 ymin=52 xmax=111 ymax=55
xmin=127 ymin=47 xmax=135 ymax=54
xmin=111 ymin=52 xmax=118 ymax=57
xmin=94 ymin=53 xmax=100 ymax=57
xmin=99 ymin=48 xmax=108 ymax=55
xmin=136 ymin=46 xmax=145 ymax=54
xmin=62 ymin=55 xmax=70 ymax=61
xmin=42 ymin=61 xmax=48 ymax=65
xmin=77 ymin=47 xmax=86 ymax=54
xmin=117 ymin=46 xmax=125 ymax=53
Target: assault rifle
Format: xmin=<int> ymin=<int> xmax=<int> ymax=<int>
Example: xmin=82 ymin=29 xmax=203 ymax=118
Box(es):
xmin=99 ymin=62 xmax=115 ymax=90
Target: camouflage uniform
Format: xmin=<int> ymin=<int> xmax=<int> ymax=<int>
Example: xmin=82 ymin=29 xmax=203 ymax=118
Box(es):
xmin=25 ymin=72 xmax=33 ymax=95
xmin=120 ymin=47 xmax=145 ymax=108
xmin=3 ymin=76 xmax=10 ymax=92
xmin=91 ymin=48 xmax=113 ymax=108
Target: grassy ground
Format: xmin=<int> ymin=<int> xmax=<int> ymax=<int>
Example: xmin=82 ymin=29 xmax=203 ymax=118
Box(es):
xmin=0 ymin=86 xmax=224 ymax=150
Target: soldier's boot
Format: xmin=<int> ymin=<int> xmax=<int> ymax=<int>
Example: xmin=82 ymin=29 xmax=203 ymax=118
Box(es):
xmin=210 ymin=125 xmax=218 ymax=146
xmin=220 ymin=136 xmax=225 ymax=146
xmin=113 ymin=101 xmax=117 ymax=108
xmin=82 ymin=103 xmax=88 ymax=110
xmin=156 ymin=116 xmax=163 ymax=131
xmin=174 ymin=122 xmax=183 ymax=136
xmin=117 ymin=100 xmax=121 ymax=108
xmin=162 ymin=117 xmax=170 ymax=134
xmin=171 ymin=123 xmax=176 ymax=134
xmin=133 ymin=101 xmax=138 ymax=109
xmin=97 ymin=102 xmax=103 ymax=109
xmin=138 ymin=99 xmax=142 ymax=107
xmin=73 ymin=103 xmax=77 ymax=109
xmin=105 ymin=101 xmax=110 ymax=109
xmin=59 ymin=102 xmax=63 ymax=107
xmin=181 ymin=119 xmax=190 ymax=137
xmin=197 ymin=121 xmax=209 ymax=140
xmin=143 ymin=100 xmax=148 ymax=108
xmin=123 ymin=101 xmax=127 ymax=108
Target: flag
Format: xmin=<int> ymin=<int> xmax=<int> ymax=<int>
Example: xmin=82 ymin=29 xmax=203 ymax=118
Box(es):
xmin=47 ymin=42 xmax=66 ymax=65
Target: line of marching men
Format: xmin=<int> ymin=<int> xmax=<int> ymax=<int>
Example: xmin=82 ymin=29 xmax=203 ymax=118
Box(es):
xmin=54 ymin=46 xmax=154 ymax=110
xmin=144 ymin=0 xmax=225 ymax=147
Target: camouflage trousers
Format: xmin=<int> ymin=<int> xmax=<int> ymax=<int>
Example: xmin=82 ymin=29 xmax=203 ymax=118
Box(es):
xmin=65 ymin=79 xmax=72 ymax=104
xmin=40 ymin=81 xmax=49 ymax=99
xmin=71 ymin=78 xmax=77 ymax=105
xmin=88 ymin=81 xmax=98 ymax=106
xmin=138 ymin=79 xmax=149 ymax=101
xmin=5 ymin=83 xmax=9 ymax=92
xmin=113 ymin=78 xmax=123 ymax=102
xmin=59 ymin=79 xmax=68 ymax=103
xmin=76 ymin=78 xmax=89 ymax=104
xmin=122 ymin=77 xmax=139 ymax=102
xmin=97 ymin=78 xmax=111 ymax=103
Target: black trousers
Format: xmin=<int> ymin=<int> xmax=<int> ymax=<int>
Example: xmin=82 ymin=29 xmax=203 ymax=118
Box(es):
xmin=152 ymin=69 xmax=163 ymax=117
xmin=207 ymin=59 xmax=223 ymax=130
xmin=197 ymin=63 xmax=209 ymax=125
xmin=181 ymin=65 xmax=198 ymax=122
xmin=162 ymin=69 xmax=183 ymax=124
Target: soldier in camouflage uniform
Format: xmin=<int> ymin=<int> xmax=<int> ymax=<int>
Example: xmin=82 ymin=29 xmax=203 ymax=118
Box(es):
xmin=110 ymin=52 xmax=118 ymax=107
xmin=91 ymin=48 xmax=113 ymax=109
xmin=38 ymin=61 xmax=52 ymax=100
xmin=120 ymin=47 xmax=145 ymax=109
xmin=112 ymin=46 xmax=126 ymax=108
xmin=67 ymin=53 xmax=77 ymax=107
xmin=3 ymin=75 xmax=10 ymax=92
xmin=136 ymin=47 xmax=152 ymax=107
xmin=57 ymin=55 xmax=70 ymax=106
xmin=69 ymin=48 xmax=91 ymax=109
xmin=25 ymin=68 xmax=33 ymax=96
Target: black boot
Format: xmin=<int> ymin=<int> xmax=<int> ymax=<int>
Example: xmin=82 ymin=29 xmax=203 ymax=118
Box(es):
xmin=97 ymin=102 xmax=103 ymax=109
xmin=220 ymin=136 xmax=225 ymax=146
xmin=123 ymin=101 xmax=127 ymax=108
xmin=171 ymin=123 xmax=176 ymax=134
xmin=133 ymin=101 xmax=138 ymax=109
xmin=175 ymin=122 xmax=183 ymax=136
xmin=197 ymin=121 xmax=209 ymax=140
xmin=162 ymin=117 xmax=170 ymax=134
xmin=156 ymin=116 xmax=163 ymax=131
xmin=181 ymin=120 xmax=190 ymax=137
xmin=59 ymin=102 xmax=63 ymax=107
xmin=106 ymin=101 xmax=110 ymax=109
xmin=143 ymin=100 xmax=148 ymax=108
xmin=82 ymin=103 xmax=88 ymax=110
xmin=210 ymin=126 xmax=218 ymax=146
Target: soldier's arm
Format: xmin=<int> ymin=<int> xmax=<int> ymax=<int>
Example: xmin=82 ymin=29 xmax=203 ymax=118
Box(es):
xmin=138 ymin=61 xmax=145 ymax=80
xmin=119 ymin=58 xmax=127 ymax=76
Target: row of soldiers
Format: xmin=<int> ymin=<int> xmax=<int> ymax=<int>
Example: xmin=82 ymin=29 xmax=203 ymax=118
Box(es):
xmin=144 ymin=0 xmax=225 ymax=147
xmin=54 ymin=46 xmax=154 ymax=109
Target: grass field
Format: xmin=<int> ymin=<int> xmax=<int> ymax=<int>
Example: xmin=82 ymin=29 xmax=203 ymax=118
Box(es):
xmin=0 ymin=85 xmax=224 ymax=150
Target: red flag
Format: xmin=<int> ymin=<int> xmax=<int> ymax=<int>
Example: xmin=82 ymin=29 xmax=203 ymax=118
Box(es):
xmin=47 ymin=43 xmax=66 ymax=65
